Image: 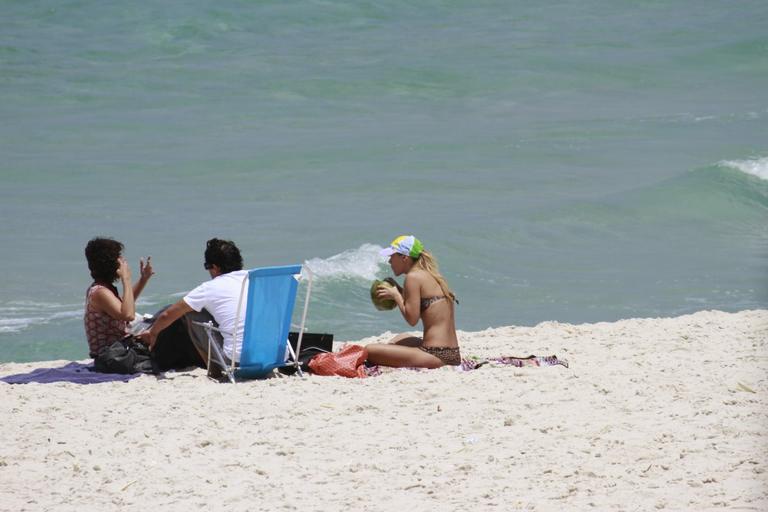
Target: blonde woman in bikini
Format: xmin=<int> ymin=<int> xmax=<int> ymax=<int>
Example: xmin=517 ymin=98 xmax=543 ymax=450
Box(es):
xmin=367 ymin=235 xmax=461 ymax=368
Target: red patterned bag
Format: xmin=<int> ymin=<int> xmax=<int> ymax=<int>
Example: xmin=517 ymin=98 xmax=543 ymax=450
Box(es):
xmin=308 ymin=344 xmax=368 ymax=378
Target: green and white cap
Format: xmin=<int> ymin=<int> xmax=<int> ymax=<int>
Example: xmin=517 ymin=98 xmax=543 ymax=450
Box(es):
xmin=380 ymin=235 xmax=424 ymax=258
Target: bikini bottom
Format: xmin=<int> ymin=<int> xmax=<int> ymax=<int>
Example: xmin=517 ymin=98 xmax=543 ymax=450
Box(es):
xmin=418 ymin=345 xmax=462 ymax=366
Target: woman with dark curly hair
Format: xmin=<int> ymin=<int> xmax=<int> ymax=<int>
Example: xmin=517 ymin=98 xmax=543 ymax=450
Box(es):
xmin=83 ymin=237 xmax=154 ymax=358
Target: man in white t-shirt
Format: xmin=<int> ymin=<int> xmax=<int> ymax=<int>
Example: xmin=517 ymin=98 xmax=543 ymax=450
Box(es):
xmin=139 ymin=238 xmax=248 ymax=368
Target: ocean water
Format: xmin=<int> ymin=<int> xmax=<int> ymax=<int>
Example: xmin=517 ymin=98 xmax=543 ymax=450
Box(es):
xmin=1 ymin=0 xmax=766 ymax=363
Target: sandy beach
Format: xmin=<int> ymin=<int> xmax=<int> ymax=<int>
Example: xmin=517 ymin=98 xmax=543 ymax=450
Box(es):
xmin=1 ymin=309 xmax=766 ymax=511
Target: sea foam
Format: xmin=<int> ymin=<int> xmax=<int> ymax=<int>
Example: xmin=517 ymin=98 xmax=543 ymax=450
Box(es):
xmin=0 ymin=304 xmax=82 ymax=334
xmin=303 ymin=243 xmax=387 ymax=282
xmin=718 ymin=157 xmax=768 ymax=181
xmin=0 ymin=298 xmax=158 ymax=334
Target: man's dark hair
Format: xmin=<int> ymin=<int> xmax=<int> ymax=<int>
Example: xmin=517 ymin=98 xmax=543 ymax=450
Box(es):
xmin=204 ymin=238 xmax=243 ymax=274
xmin=85 ymin=237 xmax=124 ymax=283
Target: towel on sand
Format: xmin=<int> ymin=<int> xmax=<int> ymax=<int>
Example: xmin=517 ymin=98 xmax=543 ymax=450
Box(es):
xmin=1 ymin=362 xmax=142 ymax=385
xmin=360 ymin=355 xmax=569 ymax=377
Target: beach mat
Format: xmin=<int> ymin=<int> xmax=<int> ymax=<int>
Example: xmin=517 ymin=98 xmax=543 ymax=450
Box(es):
xmin=360 ymin=354 xmax=569 ymax=377
xmin=1 ymin=362 xmax=143 ymax=385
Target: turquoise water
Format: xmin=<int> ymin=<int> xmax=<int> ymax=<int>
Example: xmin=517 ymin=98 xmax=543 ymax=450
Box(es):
xmin=1 ymin=1 xmax=767 ymax=362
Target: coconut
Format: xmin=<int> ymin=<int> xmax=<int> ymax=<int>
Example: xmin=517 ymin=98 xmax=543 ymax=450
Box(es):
xmin=370 ymin=279 xmax=397 ymax=311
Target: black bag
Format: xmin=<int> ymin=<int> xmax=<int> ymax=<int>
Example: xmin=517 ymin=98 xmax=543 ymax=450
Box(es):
xmin=279 ymin=333 xmax=334 ymax=375
xmin=94 ymin=336 xmax=158 ymax=374
xmin=288 ymin=332 xmax=334 ymax=353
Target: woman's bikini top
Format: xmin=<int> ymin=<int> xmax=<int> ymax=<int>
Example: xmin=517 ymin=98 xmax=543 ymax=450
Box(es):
xmin=420 ymin=295 xmax=459 ymax=311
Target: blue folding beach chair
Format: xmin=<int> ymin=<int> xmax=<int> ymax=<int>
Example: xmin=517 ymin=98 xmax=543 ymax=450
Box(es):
xmin=195 ymin=264 xmax=314 ymax=383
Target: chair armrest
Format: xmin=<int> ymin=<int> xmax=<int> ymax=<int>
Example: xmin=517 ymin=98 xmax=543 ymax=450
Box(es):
xmin=190 ymin=320 xmax=231 ymax=336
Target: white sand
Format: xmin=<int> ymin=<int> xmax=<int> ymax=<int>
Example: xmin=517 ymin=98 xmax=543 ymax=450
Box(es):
xmin=1 ymin=309 xmax=766 ymax=512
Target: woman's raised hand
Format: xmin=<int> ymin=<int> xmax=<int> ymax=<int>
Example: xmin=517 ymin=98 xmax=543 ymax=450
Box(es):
xmin=139 ymin=256 xmax=155 ymax=281
xmin=116 ymin=257 xmax=131 ymax=282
